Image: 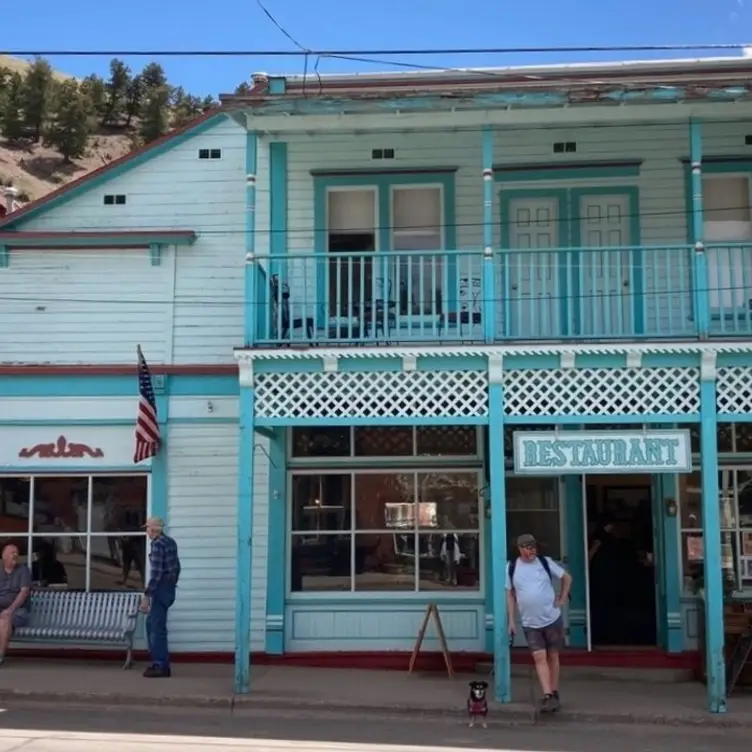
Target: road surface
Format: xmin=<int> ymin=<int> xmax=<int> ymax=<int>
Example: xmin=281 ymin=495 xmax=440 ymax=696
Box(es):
xmin=0 ymin=703 xmax=745 ymax=751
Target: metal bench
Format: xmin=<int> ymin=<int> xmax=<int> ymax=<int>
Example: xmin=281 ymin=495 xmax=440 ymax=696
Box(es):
xmin=13 ymin=590 xmax=142 ymax=668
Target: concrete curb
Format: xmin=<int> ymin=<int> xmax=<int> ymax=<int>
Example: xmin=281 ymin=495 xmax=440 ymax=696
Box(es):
xmin=0 ymin=690 xmax=748 ymax=729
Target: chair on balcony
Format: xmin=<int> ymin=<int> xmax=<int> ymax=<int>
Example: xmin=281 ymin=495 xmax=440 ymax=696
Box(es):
xmin=436 ymin=288 xmax=482 ymax=337
xmin=270 ymin=274 xmax=315 ymax=342
xmin=327 ymin=278 xmax=397 ymax=342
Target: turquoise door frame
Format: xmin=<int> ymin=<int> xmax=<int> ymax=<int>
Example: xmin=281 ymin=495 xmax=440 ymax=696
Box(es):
xmin=651 ymin=474 xmax=669 ymax=649
xmin=500 ymin=186 xmax=643 ymax=337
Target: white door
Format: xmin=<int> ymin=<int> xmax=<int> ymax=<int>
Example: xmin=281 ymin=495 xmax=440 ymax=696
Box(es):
xmin=577 ymin=194 xmax=633 ymax=336
xmin=506 ymin=197 xmax=562 ymax=338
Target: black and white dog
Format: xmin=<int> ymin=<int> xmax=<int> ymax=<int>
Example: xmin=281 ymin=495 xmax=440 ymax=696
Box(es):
xmin=467 ymin=681 xmax=488 ymax=728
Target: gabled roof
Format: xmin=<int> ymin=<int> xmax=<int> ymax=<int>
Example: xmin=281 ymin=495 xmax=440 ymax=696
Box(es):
xmin=0 ymin=109 xmax=228 ymax=230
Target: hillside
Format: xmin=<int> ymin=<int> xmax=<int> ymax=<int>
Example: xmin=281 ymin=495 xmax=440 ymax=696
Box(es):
xmin=0 ymin=56 xmax=221 ymax=205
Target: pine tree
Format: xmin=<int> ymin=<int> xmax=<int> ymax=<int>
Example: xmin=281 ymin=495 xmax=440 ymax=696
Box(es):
xmin=234 ymin=82 xmax=252 ymax=95
xmin=0 ymin=72 xmax=25 ymax=142
xmin=103 ymin=59 xmax=131 ymax=125
xmin=138 ymin=85 xmax=170 ymax=144
xmin=124 ymin=75 xmax=143 ymax=128
xmin=45 ymin=80 xmax=94 ymax=162
xmin=80 ymin=74 xmax=108 ymax=122
xmin=140 ymin=63 xmax=168 ymax=95
xmin=21 ymin=57 xmax=55 ymax=141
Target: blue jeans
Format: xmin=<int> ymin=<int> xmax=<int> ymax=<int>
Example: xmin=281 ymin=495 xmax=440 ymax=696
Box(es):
xmin=146 ymin=582 xmax=176 ymax=669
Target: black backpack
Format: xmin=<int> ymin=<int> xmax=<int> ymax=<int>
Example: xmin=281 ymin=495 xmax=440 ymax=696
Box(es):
xmin=508 ymin=555 xmax=553 ymax=588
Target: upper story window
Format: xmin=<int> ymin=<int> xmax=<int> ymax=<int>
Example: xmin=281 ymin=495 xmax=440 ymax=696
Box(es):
xmin=103 ymin=194 xmax=126 ymax=206
xmin=198 ymin=148 xmax=222 ymax=160
xmin=702 ymin=175 xmax=752 ymax=309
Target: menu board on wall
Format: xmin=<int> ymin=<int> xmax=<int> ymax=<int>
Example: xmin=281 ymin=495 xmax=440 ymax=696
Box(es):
xmin=687 ymin=535 xmax=704 ymax=562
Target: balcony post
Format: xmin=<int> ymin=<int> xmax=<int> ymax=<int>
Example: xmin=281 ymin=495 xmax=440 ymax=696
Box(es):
xmin=482 ymin=127 xmax=496 ymax=343
xmin=488 ymin=354 xmax=511 ymax=702
xmin=690 ymin=119 xmax=709 ymax=338
xmin=244 ymin=131 xmax=259 ymax=346
xmin=699 ymin=352 xmax=726 ymax=713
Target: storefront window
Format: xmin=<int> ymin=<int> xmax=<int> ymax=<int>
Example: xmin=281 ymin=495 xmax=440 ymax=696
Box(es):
xmin=289 ymin=470 xmax=481 ymax=593
xmin=0 ymin=475 xmax=148 ymax=592
xmin=679 ymin=469 xmax=752 ymax=594
xmin=506 ymin=477 xmax=561 ymax=560
xmin=290 ymin=426 xmax=480 ymax=459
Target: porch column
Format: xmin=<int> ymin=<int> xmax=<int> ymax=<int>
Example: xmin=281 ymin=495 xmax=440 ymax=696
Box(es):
xmin=481 ymin=127 xmax=496 ymax=344
xmin=659 ymin=473 xmax=683 ymax=652
xmin=244 ymin=131 xmax=259 ymax=346
xmin=699 ymin=352 xmax=726 ymax=713
xmin=488 ymin=354 xmax=511 ymax=702
xmin=564 ymin=473 xmax=587 ymax=648
xmin=265 ymin=429 xmax=287 ymax=654
xmin=235 ymin=359 xmax=256 ymax=693
xmin=150 ymin=387 xmax=169 ymax=522
xmin=689 ymin=119 xmax=709 ymax=338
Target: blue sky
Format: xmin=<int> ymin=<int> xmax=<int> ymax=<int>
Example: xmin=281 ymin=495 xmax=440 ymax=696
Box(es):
xmin=3 ymin=0 xmax=751 ymax=96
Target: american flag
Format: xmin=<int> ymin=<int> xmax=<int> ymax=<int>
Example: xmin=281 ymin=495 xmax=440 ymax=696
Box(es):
xmin=134 ymin=346 xmax=160 ymax=463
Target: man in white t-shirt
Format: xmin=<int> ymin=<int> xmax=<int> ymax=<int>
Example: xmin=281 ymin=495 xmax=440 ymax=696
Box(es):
xmin=506 ymin=533 xmax=572 ymax=713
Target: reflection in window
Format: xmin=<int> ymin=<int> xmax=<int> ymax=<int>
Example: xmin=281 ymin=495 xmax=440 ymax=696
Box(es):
xmin=289 ymin=470 xmax=482 ymax=593
xmin=0 ymin=475 xmax=148 ymax=592
xmin=506 ymin=478 xmax=560 ymax=560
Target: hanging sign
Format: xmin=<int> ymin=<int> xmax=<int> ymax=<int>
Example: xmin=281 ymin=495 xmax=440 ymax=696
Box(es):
xmin=513 ymin=429 xmax=692 ymax=475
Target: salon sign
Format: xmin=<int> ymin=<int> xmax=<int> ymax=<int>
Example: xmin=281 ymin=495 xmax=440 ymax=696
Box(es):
xmin=513 ymin=429 xmax=692 ymax=475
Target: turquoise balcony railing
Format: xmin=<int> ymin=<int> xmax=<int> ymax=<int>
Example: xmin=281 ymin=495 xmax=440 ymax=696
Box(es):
xmin=244 ymin=244 xmax=752 ymax=346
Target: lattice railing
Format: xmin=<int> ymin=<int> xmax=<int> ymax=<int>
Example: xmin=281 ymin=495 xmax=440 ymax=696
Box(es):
xmin=503 ymin=367 xmax=700 ymax=417
xmin=717 ymin=367 xmax=752 ymax=415
xmin=254 ymin=370 xmax=489 ymax=419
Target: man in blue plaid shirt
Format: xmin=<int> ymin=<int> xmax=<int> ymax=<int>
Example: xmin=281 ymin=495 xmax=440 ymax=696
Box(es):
xmin=141 ymin=516 xmax=181 ymax=678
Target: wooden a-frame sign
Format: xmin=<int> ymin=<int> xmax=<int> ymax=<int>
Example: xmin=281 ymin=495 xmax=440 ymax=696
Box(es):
xmin=408 ymin=602 xmax=454 ymax=677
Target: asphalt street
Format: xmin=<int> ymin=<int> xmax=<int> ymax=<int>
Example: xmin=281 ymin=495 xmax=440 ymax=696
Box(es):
xmin=0 ymin=703 xmax=746 ymax=752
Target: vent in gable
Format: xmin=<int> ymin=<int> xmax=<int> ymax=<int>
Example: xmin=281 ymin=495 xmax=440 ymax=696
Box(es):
xmin=553 ymin=141 xmax=577 ymax=154
xmin=198 ymin=148 xmax=222 ymax=159
xmin=103 ymin=194 xmax=126 ymax=206
xmin=745 ymin=135 xmax=752 ymax=146
xmin=371 ymin=148 xmax=395 ymax=160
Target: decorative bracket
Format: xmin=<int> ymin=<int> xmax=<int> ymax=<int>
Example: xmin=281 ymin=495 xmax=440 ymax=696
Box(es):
xmin=149 ymin=243 xmax=163 ymax=266
xmin=700 ymin=350 xmax=717 ymax=382
xmin=322 ymin=354 xmax=339 ymax=373
xmin=402 ymin=354 xmax=417 ymax=372
xmin=560 ymin=352 xmax=576 ymax=369
xmin=488 ymin=352 xmax=503 ymax=383
xmin=237 ymin=357 xmax=254 ymax=388
xmin=626 ymin=351 xmax=643 ymax=369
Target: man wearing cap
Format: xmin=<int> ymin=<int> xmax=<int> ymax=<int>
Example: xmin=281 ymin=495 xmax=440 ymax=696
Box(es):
xmin=506 ymin=533 xmax=572 ymax=713
xmin=141 ymin=516 xmax=181 ymax=678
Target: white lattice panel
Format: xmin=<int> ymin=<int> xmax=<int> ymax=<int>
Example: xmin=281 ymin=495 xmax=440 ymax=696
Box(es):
xmin=254 ymin=370 xmax=489 ymax=419
xmin=503 ymin=367 xmax=700 ymax=417
xmin=717 ymin=367 xmax=752 ymax=415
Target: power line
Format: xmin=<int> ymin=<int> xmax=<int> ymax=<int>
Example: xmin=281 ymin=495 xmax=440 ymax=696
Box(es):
xmin=2 ymin=43 xmax=752 ymax=57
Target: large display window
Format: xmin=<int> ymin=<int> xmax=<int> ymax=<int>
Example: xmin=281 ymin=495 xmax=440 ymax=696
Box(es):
xmin=0 ymin=474 xmax=149 ymax=592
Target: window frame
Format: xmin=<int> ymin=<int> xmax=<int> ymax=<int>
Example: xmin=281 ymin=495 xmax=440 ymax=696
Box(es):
xmin=287 ymin=466 xmax=484 ymax=599
xmin=0 ymin=472 xmax=151 ymax=592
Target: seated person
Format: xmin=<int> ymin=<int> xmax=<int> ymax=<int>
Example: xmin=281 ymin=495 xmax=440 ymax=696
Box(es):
xmin=0 ymin=542 xmax=31 ymax=665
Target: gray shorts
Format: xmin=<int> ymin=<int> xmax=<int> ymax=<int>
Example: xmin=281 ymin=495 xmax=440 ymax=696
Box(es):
xmin=3 ymin=611 xmax=29 ymax=630
xmin=523 ymin=616 xmax=565 ymax=653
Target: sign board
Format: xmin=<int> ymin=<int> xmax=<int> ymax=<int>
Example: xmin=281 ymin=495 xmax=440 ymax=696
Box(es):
xmin=513 ymin=429 xmax=692 ymax=476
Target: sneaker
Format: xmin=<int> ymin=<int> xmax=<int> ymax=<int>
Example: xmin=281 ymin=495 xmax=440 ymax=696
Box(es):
xmin=143 ymin=664 xmax=171 ymax=678
xmin=551 ymin=691 xmax=561 ymax=711
xmin=540 ymin=693 xmax=554 ymax=713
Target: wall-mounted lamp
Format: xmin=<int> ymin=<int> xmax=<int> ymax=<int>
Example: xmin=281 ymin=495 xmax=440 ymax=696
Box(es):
xmin=665 ymin=498 xmax=678 ymax=518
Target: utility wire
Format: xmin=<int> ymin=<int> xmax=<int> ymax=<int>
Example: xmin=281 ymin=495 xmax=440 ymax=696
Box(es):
xmin=2 ymin=43 xmax=752 ymax=57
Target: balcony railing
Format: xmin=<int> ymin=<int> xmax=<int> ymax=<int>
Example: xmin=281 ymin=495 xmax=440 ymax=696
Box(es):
xmin=245 ymin=244 xmax=752 ymax=347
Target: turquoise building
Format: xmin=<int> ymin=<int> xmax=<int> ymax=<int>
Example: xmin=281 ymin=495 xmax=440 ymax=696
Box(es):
xmin=228 ymin=56 xmax=752 ymax=714
xmin=1 ymin=53 xmax=752 ymax=715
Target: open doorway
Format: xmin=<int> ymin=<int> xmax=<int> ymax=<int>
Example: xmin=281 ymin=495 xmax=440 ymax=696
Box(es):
xmin=586 ymin=480 xmax=657 ymax=647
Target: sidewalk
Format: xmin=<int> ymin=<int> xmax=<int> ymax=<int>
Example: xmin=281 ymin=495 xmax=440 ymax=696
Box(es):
xmin=0 ymin=660 xmax=750 ymax=727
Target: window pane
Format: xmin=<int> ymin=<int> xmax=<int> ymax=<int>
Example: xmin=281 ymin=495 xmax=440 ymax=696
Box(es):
xmin=416 ymin=426 xmax=478 ymax=456
xmin=507 ymin=511 xmax=561 ymax=561
xmin=354 ymin=427 xmax=414 ymax=456
xmin=417 ymin=533 xmax=480 ymax=591
xmin=735 ymin=425 xmax=752 ymax=453
xmin=703 ymin=176 xmax=751 ymax=223
xmin=679 ymin=472 xmax=702 ymax=528
xmin=290 ymin=533 xmax=351 ymax=592
xmin=90 ymin=534 xmax=145 ymax=591
xmin=0 ymin=477 xmax=31 ymax=535
xmin=719 ymin=469 xmax=737 ymax=528
xmin=291 ymin=428 xmax=351 ymax=457
xmin=33 ymin=536 xmax=86 ymax=590
xmin=681 ymin=532 xmax=704 ymax=594
xmin=353 ymin=533 xmax=415 ymax=591
xmin=393 ymin=187 xmax=441 ymax=231
xmin=506 ymin=477 xmax=558 ymax=511
xmin=33 ymin=477 xmax=88 ymax=534
xmin=91 ymin=476 xmax=148 ymax=534
xmin=417 ymin=472 xmax=479 ymax=529
xmin=291 ymin=475 xmax=351 ymax=532
xmin=354 ymin=473 xmax=415 ymax=530
xmin=737 ymin=469 xmax=752 ymax=526
xmin=328 ymin=189 xmax=376 ymax=233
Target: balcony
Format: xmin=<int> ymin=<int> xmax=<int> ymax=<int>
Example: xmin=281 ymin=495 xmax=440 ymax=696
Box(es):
xmin=246 ymin=244 xmax=752 ymax=347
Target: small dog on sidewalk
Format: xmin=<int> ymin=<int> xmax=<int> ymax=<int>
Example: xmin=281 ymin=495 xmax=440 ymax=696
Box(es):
xmin=467 ymin=680 xmax=488 ymax=728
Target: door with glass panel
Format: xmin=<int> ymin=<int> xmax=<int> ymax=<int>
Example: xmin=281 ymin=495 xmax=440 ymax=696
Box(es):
xmin=505 ymin=477 xmax=565 ymax=647
xmin=390 ymin=186 xmax=445 ymax=331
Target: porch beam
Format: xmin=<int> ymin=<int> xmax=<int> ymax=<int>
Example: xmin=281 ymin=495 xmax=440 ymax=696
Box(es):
xmin=699 ymin=351 xmax=726 ymax=713
xmin=247 ymin=102 xmax=752 ymax=135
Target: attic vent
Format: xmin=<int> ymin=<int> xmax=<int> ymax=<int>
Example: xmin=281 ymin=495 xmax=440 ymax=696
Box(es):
xmin=745 ymin=135 xmax=752 ymax=146
xmin=198 ymin=148 xmax=222 ymax=160
xmin=103 ymin=194 xmax=126 ymax=206
xmin=553 ymin=141 xmax=577 ymax=154
xmin=371 ymin=148 xmax=395 ymax=160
